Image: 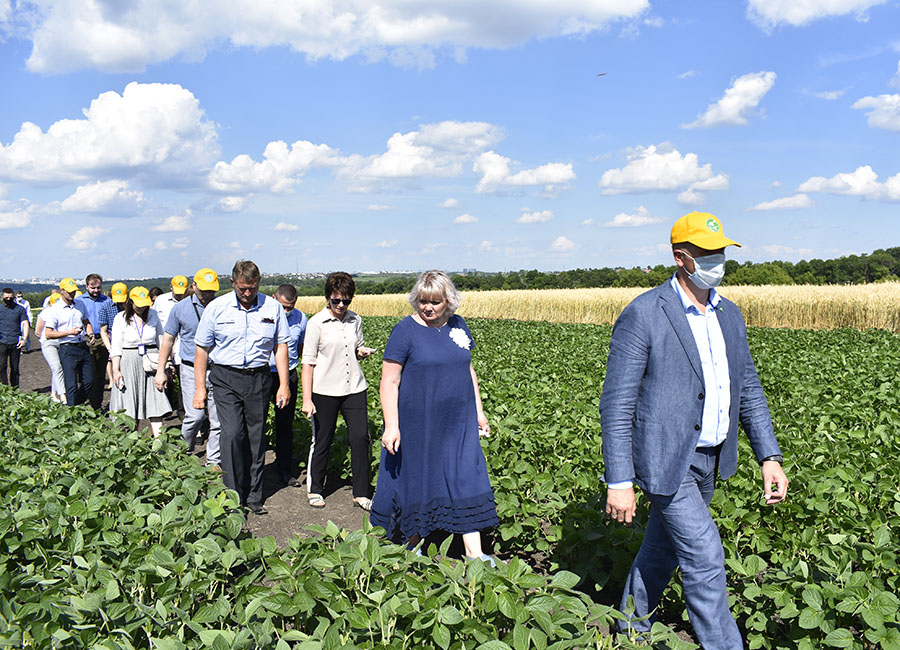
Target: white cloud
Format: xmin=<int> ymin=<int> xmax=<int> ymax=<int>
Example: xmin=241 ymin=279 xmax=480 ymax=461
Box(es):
xmin=17 ymin=0 xmax=650 ymax=73
xmin=516 ymin=209 xmax=554 ymax=224
xmin=749 ymin=194 xmax=813 ymax=210
xmin=209 ymin=139 xmax=343 ymax=193
xmin=798 ymin=165 xmax=900 ymax=200
xmin=581 ymin=218 xmax=596 ymax=226
xmin=376 ymin=239 xmax=398 ymax=248
xmin=747 ymin=0 xmax=885 ymax=28
xmin=212 ymin=121 xmax=504 ymax=194
xmin=218 ymin=195 xmax=248 ymax=212
xmin=852 ymin=94 xmax=900 ymax=131
xmin=440 ymin=197 xmax=459 ymax=208
xmin=474 ymin=151 xmax=575 ymax=194
xmin=480 ymin=240 xmax=498 ymax=252
xmin=274 ymin=222 xmax=300 ymax=231
xmin=814 ymin=89 xmax=846 ymax=100
xmin=683 ymin=71 xmax=776 ymax=128
xmin=58 ymin=180 xmax=144 ymax=213
xmin=367 ymin=203 xmax=391 ymax=211
xmin=453 ymin=213 xmax=478 ymax=224
xmin=550 ymin=235 xmax=577 ymax=252
xmin=0 ymin=82 xmax=218 ymax=184
xmin=154 ymin=240 xmax=167 ymax=251
xmin=0 ymin=202 xmax=31 ymax=229
xmin=892 ymin=60 xmax=900 ymax=89
xmin=603 ymin=205 xmax=663 ymax=227
xmin=599 ymin=143 xmax=729 ymax=204
xmin=153 ymin=211 xmax=192 ymax=232
xmin=678 ymin=69 xmax=698 ymax=79
xmin=67 ymin=225 xmax=107 ymax=250
xmin=171 ymin=237 xmax=189 ymax=249
xmin=761 ymin=244 xmax=814 ymax=256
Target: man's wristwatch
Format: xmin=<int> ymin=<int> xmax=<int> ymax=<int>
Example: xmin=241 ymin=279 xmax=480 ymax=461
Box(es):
xmin=760 ymin=454 xmax=783 ymax=465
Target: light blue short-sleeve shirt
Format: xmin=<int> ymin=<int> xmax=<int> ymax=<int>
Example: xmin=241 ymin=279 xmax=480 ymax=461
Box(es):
xmin=269 ymin=308 xmax=307 ymax=372
xmin=195 ymin=292 xmax=289 ymax=368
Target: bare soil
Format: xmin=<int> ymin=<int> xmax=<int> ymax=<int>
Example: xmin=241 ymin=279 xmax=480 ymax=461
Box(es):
xmin=16 ymin=333 xmax=368 ymax=547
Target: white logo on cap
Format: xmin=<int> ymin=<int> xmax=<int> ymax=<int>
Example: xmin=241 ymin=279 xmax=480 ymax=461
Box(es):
xmin=205 ymin=274 xmax=213 ymax=282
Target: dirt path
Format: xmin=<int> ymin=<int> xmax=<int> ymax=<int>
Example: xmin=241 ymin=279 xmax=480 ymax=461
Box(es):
xmin=16 ymin=333 xmax=368 ymax=547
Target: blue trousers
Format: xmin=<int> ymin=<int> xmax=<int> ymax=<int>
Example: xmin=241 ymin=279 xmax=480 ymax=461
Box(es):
xmin=58 ymin=342 xmax=95 ymax=406
xmin=620 ymin=446 xmax=743 ymax=649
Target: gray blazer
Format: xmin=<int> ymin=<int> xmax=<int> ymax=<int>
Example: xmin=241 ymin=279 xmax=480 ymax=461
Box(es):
xmin=600 ymin=281 xmax=781 ymax=496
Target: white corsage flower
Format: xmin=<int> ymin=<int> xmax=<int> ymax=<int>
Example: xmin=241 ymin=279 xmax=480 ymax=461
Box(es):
xmin=448 ymin=327 xmax=472 ymax=350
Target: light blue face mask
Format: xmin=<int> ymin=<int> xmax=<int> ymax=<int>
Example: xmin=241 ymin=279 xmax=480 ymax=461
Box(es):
xmin=681 ymin=252 xmax=726 ymax=290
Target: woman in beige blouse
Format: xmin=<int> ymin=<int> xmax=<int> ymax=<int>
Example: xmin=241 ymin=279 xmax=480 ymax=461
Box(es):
xmin=301 ymin=272 xmax=374 ymax=510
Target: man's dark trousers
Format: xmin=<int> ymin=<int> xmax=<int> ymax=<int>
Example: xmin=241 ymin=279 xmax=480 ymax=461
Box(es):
xmin=269 ymin=368 xmax=298 ymax=480
xmin=0 ymin=342 xmax=21 ymax=387
xmin=87 ymin=337 xmax=109 ymax=409
xmin=210 ymin=364 xmax=272 ymax=507
xmin=58 ymin=342 xmax=95 ymax=406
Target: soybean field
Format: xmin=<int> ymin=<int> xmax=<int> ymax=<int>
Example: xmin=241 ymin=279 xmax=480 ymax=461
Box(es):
xmin=2 ymin=317 xmax=899 ymax=649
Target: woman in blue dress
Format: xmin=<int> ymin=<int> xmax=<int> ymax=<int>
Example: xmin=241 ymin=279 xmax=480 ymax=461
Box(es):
xmin=369 ymin=270 xmax=498 ymax=562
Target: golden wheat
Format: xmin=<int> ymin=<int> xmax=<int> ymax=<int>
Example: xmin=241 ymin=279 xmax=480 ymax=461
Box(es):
xmin=296 ymin=283 xmax=900 ymax=331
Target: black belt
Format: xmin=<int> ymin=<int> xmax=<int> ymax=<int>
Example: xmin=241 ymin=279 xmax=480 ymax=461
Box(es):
xmin=60 ymin=341 xmax=86 ymax=346
xmin=216 ymin=364 xmax=268 ymax=375
xmin=181 ymin=359 xmax=193 ymax=367
xmin=122 ymin=345 xmax=157 ymax=350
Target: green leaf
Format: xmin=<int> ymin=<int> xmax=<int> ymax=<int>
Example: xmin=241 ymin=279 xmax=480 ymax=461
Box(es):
xmin=431 ymin=623 xmax=451 ymax=649
xmin=823 ymin=628 xmax=854 ymax=648
xmin=439 ymin=605 xmax=464 ymax=625
xmin=549 ymin=570 xmax=580 ymax=590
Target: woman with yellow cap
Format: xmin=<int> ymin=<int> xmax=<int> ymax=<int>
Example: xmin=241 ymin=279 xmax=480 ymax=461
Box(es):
xmin=110 ymin=286 xmax=171 ymax=435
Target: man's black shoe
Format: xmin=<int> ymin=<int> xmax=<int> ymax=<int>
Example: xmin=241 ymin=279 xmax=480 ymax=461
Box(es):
xmin=283 ymin=474 xmax=301 ymax=487
xmin=247 ymin=502 xmax=268 ymax=515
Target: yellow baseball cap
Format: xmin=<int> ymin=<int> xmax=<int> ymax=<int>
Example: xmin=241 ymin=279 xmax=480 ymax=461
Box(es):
xmin=670 ymin=212 xmax=741 ymax=249
xmin=194 ymin=268 xmax=220 ymax=291
xmin=110 ymin=282 xmax=128 ymax=303
xmin=129 ymin=286 xmax=152 ymax=308
xmin=59 ymin=278 xmax=78 ymax=292
xmin=171 ymin=275 xmax=189 ymax=295
xmin=48 ymin=293 xmax=62 ymax=306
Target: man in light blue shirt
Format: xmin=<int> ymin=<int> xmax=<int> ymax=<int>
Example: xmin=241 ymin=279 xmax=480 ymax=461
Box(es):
xmin=267 ymin=284 xmax=308 ymax=487
xmin=74 ymin=273 xmax=111 ymax=409
xmin=600 ymin=212 xmax=789 ymax=649
xmin=193 ymin=261 xmax=290 ymax=515
xmin=155 ymin=268 xmax=222 ymax=468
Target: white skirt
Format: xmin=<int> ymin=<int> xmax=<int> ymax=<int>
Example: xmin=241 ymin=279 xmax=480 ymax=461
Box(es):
xmin=111 ymin=348 xmax=172 ymax=419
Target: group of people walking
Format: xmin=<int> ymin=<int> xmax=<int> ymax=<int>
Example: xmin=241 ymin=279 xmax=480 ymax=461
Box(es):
xmin=4 ymin=211 xmax=793 ymax=648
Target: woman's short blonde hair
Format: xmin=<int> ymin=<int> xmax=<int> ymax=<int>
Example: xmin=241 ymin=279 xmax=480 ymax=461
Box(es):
xmin=408 ymin=270 xmax=461 ymax=313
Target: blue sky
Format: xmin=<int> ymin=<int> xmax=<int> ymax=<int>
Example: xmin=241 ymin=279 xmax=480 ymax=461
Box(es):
xmin=1 ymin=0 xmax=899 ymax=278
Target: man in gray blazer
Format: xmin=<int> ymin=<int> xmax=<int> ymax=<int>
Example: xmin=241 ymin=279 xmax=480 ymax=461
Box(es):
xmin=600 ymin=212 xmax=789 ymax=649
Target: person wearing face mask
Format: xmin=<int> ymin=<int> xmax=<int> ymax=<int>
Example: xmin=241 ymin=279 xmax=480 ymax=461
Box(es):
xmin=110 ymin=286 xmax=171 ymax=436
xmin=0 ymin=288 xmax=30 ymax=387
xmin=599 ymin=212 xmax=789 ymax=649
xmin=268 ymin=284 xmax=308 ymax=487
xmin=154 ymin=269 xmax=222 ymax=468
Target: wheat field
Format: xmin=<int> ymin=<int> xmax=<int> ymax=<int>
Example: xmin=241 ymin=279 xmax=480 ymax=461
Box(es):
xmin=296 ymin=283 xmax=900 ymax=331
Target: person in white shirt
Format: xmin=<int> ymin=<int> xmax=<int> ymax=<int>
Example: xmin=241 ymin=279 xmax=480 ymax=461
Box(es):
xmin=110 ymin=286 xmax=171 ymax=435
xmin=42 ymin=278 xmax=94 ymax=406
xmin=15 ymin=291 xmax=32 ymax=353
xmin=35 ymin=292 xmax=66 ymax=402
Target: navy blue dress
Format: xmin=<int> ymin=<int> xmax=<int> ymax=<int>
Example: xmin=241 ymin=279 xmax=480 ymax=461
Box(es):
xmin=369 ymin=314 xmax=498 ymax=540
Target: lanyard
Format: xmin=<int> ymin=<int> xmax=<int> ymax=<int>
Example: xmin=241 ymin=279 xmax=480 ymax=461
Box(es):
xmin=134 ymin=317 xmax=146 ymax=355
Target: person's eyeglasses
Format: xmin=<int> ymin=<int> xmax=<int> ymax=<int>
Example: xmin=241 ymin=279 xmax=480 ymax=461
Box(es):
xmin=330 ymin=298 xmax=352 ymax=306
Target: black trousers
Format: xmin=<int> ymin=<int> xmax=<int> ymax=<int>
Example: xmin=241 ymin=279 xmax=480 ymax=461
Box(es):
xmin=210 ymin=364 xmax=271 ymax=507
xmin=58 ymin=342 xmax=95 ymax=406
xmin=309 ymin=390 xmax=370 ymax=498
xmin=0 ymin=342 xmax=21 ymax=387
xmin=87 ymin=338 xmax=109 ymax=409
xmin=268 ymin=368 xmax=298 ymax=478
